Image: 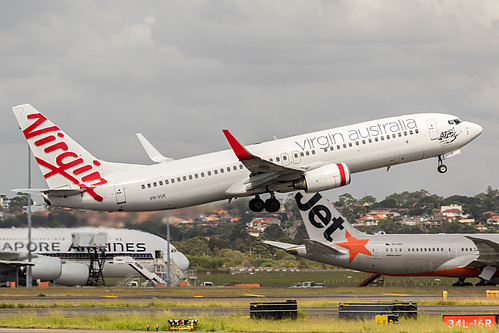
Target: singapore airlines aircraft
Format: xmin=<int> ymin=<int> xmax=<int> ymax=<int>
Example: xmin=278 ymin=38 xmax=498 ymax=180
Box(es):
xmin=12 ymin=104 xmax=482 ymax=213
xmin=0 ymin=227 xmax=189 ymax=286
xmin=266 ymin=192 xmax=499 ymax=287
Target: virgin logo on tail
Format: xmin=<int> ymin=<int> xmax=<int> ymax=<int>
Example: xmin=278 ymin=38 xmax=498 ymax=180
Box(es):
xmin=23 ymin=113 xmax=107 ymax=202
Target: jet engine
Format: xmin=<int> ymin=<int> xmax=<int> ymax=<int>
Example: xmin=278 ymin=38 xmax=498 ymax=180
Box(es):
xmin=293 ymin=163 xmax=351 ymax=192
xmin=56 ymin=260 xmax=89 ymax=286
xmin=30 ymin=255 xmax=89 ymax=286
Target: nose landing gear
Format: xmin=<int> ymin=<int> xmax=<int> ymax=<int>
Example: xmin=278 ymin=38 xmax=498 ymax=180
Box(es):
xmin=437 ymin=155 xmax=447 ymax=174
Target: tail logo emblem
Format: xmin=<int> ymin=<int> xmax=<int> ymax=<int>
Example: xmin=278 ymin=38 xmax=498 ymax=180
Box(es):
xmin=295 ymin=192 xmax=344 ymax=242
xmin=23 ymin=113 xmax=107 ymax=202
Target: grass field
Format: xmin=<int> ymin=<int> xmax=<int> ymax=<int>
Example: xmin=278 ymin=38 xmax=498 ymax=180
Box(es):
xmin=196 ymin=269 xmax=478 ymax=287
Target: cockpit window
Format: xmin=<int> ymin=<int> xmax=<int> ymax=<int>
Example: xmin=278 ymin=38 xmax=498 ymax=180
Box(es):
xmin=448 ymin=119 xmax=462 ymax=125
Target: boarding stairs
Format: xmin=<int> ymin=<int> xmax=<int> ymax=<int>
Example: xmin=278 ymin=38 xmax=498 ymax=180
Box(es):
xmin=114 ymin=256 xmax=187 ymax=287
xmin=358 ymin=274 xmax=385 ymax=287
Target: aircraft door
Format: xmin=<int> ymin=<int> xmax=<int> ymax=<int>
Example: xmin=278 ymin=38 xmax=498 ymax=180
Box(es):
xmin=448 ymin=243 xmax=456 ymax=258
xmin=292 ymin=151 xmax=301 ymax=164
xmin=427 ymin=119 xmax=439 ymax=140
xmin=114 ymin=184 xmax=126 ymax=204
xmin=370 ymin=244 xmax=381 ymax=259
xmin=281 ymin=153 xmax=290 ymax=166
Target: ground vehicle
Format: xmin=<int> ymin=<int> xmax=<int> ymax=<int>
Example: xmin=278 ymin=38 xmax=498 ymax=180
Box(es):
xmin=200 ymin=282 xmax=214 ymax=286
xmin=289 ymin=281 xmax=324 ymax=288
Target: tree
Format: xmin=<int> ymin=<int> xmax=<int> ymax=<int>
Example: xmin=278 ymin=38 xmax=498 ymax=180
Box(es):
xmin=263 ymin=224 xmax=285 ymax=240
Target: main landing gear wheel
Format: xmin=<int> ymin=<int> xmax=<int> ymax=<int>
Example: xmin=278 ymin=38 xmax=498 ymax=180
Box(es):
xmin=265 ymin=198 xmax=280 ymax=213
xmin=249 ymin=196 xmax=264 ymax=212
xmin=452 ymin=277 xmax=473 ymax=287
xmin=437 ymin=155 xmax=447 ymax=174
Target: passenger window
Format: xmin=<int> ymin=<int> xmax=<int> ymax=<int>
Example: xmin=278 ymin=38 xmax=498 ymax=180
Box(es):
xmin=375 ymin=137 xmax=378 ymax=142
xmin=220 ymin=168 xmax=224 ymax=173
xmin=147 ymin=183 xmax=151 ymax=188
xmin=141 ymin=184 xmax=145 ymax=189
xmin=159 ymin=181 xmax=163 ymax=186
xmin=195 ymin=174 xmax=198 ymax=178
xmin=392 ymin=134 xmax=396 ymax=138
xmin=294 ymin=153 xmax=299 ymax=158
xmin=337 ymin=145 xmax=341 ymax=150
xmin=330 ymin=146 xmax=334 ymax=151
xmin=269 ymin=158 xmax=273 ymax=162
xmin=415 ymin=129 xmax=419 ymax=134
xmin=201 ymin=172 xmax=205 ymax=177
xmin=214 ymin=170 xmax=218 ymax=175
xmin=343 ymin=144 xmax=347 ymax=148
xmin=276 ymin=157 xmax=281 ymax=162
xmin=165 ymin=179 xmax=169 ymax=184
xmin=233 ymin=166 xmax=237 ymax=171
xmin=398 ymin=133 xmax=402 ymax=137
xmin=356 ymin=141 xmax=359 ymax=146
xmin=349 ymin=142 xmax=353 ymax=147
xmin=177 ymin=177 xmax=181 ymax=182
xmin=283 ymin=155 xmax=287 ymax=160
xmin=368 ymin=139 xmax=372 ymax=143
xmin=189 ymin=175 xmax=193 ymax=180
xmin=311 ymin=150 xmax=315 ymax=155
xmin=171 ymin=178 xmax=175 ymax=184
xmin=239 ymin=165 xmax=243 ymax=169
xmin=208 ymin=171 xmax=212 ymax=176
xmin=183 ymin=176 xmax=187 ymax=181
xmin=300 ymin=152 xmax=304 ymax=157
xmin=381 ymin=136 xmax=384 ymax=141
xmin=305 ymin=151 xmax=310 ymax=156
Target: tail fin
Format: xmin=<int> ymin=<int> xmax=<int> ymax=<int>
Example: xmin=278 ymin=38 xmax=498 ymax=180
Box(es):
xmin=12 ymin=104 xmax=115 ymax=201
xmin=295 ymin=191 xmax=367 ymax=243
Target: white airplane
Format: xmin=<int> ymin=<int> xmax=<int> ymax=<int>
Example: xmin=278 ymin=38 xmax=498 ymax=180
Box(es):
xmin=12 ymin=104 xmax=482 ymax=213
xmin=266 ymin=191 xmax=499 ymax=287
xmin=0 ymin=227 xmax=189 ymax=286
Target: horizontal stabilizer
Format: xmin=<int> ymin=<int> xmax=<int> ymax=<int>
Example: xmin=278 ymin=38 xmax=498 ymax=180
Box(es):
xmin=12 ymin=188 xmax=84 ymax=197
xmin=263 ymin=240 xmax=297 ymax=250
xmin=304 ymin=239 xmax=343 ymax=255
xmin=136 ymin=133 xmax=174 ymax=163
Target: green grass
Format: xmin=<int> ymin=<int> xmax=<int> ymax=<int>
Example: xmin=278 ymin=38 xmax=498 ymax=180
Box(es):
xmin=0 ymin=312 xmax=482 ymax=332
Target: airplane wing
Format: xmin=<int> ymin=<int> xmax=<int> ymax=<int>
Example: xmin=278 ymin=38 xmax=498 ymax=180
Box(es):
xmin=223 ymin=130 xmax=303 ymax=194
xmin=0 ymin=252 xmax=34 ymax=271
xmin=466 ymin=236 xmax=499 ymax=266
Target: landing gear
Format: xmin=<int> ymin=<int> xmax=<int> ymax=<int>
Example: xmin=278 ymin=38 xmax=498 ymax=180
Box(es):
xmin=248 ymin=193 xmax=281 ymax=213
xmin=476 ymin=279 xmax=496 ymax=286
xmin=452 ymin=277 xmax=473 ymax=287
xmin=265 ymin=195 xmax=280 ymax=213
xmin=249 ymin=196 xmax=264 ymax=212
xmin=437 ymin=155 xmax=447 ymax=174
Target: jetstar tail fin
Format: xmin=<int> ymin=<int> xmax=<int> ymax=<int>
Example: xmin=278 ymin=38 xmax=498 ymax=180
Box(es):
xmin=295 ymin=191 xmax=367 ymax=243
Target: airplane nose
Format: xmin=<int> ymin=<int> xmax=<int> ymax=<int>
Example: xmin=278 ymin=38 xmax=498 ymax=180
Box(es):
xmin=470 ymin=122 xmax=483 ymax=139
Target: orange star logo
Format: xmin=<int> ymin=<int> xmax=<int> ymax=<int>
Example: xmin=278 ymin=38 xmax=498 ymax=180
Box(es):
xmin=335 ymin=230 xmax=372 ymax=263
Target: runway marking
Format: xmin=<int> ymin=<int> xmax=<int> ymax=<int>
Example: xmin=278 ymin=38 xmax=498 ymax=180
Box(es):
xmin=244 ymin=294 xmax=265 ymax=297
xmin=102 ymin=296 xmax=118 ymax=298
xmin=385 ymin=293 xmax=409 ymax=296
xmin=193 ymin=296 xmax=204 ymax=298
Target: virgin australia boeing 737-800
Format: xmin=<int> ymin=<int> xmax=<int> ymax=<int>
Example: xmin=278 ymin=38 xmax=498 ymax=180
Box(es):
xmin=12 ymin=104 xmax=482 ymax=213
xmin=266 ymin=192 xmax=499 ymax=287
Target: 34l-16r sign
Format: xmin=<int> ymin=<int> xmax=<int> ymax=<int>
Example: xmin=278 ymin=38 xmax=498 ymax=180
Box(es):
xmin=443 ymin=315 xmax=496 ymax=329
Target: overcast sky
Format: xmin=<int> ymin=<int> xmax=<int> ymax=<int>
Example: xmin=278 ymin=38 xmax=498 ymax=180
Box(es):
xmin=1 ymin=0 xmax=498 ymax=206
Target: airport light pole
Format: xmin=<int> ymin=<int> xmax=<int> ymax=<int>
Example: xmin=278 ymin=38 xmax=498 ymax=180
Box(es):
xmin=26 ymin=144 xmax=33 ymax=287
xmin=166 ymin=211 xmax=171 ymax=287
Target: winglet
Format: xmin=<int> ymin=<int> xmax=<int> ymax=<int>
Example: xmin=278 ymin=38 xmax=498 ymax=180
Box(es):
xmin=222 ymin=130 xmax=256 ymax=161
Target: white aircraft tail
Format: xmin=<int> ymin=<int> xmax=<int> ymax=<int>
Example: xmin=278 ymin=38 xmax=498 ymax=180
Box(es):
xmin=12 ymin=104 xmax=137 ymax=201
xmin=295 ymin=191 xmax=367 ymax=243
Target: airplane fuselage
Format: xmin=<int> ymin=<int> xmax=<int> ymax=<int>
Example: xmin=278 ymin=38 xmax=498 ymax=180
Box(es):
xmin=0 ymin=227 xmax=189 ymax=277
xmin=310 ymin=233 xmax=494 ymax=278
xmin=44 ymin=113 xmax=481 ymax=211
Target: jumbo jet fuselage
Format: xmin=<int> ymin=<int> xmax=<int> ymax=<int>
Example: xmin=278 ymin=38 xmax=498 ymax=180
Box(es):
xmin=12 ymin=105 xmax=482 ymax=212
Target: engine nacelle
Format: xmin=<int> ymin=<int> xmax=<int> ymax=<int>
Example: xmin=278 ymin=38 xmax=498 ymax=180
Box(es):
xmin=31 ymin=255 xmax=62 ymax=281
xmin=55 ymin=260 xmax=89 ymax=286
xmin=293 ymin=163 xmax=351 ymax=193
